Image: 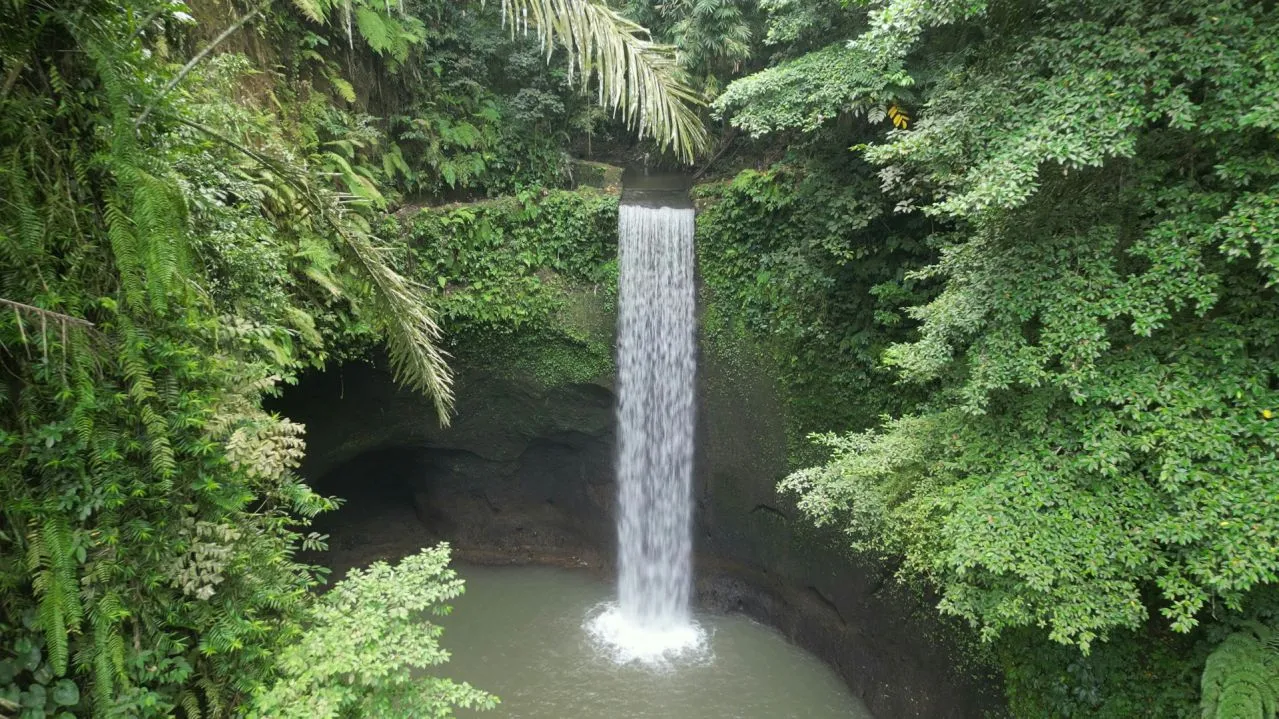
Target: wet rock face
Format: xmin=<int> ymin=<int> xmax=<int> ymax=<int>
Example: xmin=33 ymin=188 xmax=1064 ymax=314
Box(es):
xmin=285 ymin=358 xmax=615 ymax=474
xmin=693 ymin=345 xmax=1002 ymax=719
xmin=278 ymin=347 xmax=999 ymax=719
xmin=279 ymin=360 xmax=618 ymax=564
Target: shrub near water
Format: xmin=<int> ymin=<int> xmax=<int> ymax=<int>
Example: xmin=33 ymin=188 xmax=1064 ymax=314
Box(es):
xmin=248 ymin=545 xmax=496 ymax=719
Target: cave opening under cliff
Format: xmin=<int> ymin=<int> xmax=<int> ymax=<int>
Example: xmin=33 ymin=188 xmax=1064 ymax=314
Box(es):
xmin=303 ymin=446 xmax=448 ymax=581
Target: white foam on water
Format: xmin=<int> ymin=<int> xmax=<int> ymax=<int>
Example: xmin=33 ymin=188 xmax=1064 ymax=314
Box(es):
xmin=584 ymin=602 xmax=709 ymax=668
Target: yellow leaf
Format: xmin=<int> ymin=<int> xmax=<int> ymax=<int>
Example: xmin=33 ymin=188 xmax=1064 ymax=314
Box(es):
xmin=888 ymin=104 xmax=910 ymax=129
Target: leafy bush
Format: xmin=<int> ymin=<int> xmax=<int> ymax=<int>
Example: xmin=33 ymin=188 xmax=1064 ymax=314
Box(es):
xmin=694 ymin=162 xmax=933 ymax=459
xmin=248 ymin=545 xmax=496 ymax=719
xmin=0 ymin=2 xmax=449 ymax=714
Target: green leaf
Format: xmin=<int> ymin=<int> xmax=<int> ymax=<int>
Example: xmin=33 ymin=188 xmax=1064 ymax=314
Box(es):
xmin=355 ymin=8 xmax=391 ymax=55
xmin=329 ymin=77 xmax=356 ymax=103
xmin=20 ymin=684 xmax=45 ymax=708
xmin=18 ymin=645 xmax=39 ymax=673
xmin=290 ymin=0 xmax=326 ymax=23
xmin=51 ymin=679 xmax=78 ymax=706
xmin=497 ymin=0 xmax=707 ymax=163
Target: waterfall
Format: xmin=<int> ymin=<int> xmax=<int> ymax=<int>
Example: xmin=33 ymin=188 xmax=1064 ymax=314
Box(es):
xmin=616 ymin=204 xmax=697 ymax=628
xmin=586 ymin=202 xmax=705 ymax=665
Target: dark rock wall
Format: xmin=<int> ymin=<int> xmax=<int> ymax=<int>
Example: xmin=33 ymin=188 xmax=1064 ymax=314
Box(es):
xmin=695 ymin=342 xmax=999 ymax=718
xmin=282 ymin=361 xmax=618 ymax=562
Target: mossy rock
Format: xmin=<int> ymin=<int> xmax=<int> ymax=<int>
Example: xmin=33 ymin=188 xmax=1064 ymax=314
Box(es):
xmin=452 ymin=281 xmax=616 ymax=390
xmin=569 ymin=160 xmax=624 ymax=192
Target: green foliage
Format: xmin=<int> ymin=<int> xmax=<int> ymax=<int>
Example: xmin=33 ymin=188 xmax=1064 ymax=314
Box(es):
xmin=0 ymin=0 xmax=710 ymax=716
xmin=668 ymin=0 xmax=753 ymax=90
xmin=497 ymin=0 xmax=709 ymax=162
xmin=997 ymin=626 xmax=1201 ymax=719
xmin=714 ymin=0 xmax=984 ymax=135
xmin=628 ymin=0 xmax=757 ymax=95
xmin=694 ymin=161 xmax=932 ymax=458
xmin=179 ymin=60 xmax=457 ymax=423
xmin=289 ymin=0 xmax=426 ymax=64
xmin=0 ymin=2 xmax=639 ymax=712
xmin=248 ymin=545 xmax=497 ymax=719
xmin=719 ymin=0 xmax=1279 ymax=713
xmin=0 ymin=618 xmax=85 ymax=718
xmin=1202 ymin=623 xmax=1279 ymax=719
xmin=287 ymin=0 xmax=706 ymax=172
xmin=397 ymin=188 xmax=620 ymax=391
xmin=0 ymin=1 xmax=476 ymax=714
xmin=272 ymin=4 xmax=528 ymax=198
xmin=456 ymin=312 xmax=616 ymax=390
xmin=353 ymin=5 xmax=425 ymax=62
xmin=403 ymin=189 xmax=619 ymax=334
xmin=371 ymin=5 xmax=583 ymax=196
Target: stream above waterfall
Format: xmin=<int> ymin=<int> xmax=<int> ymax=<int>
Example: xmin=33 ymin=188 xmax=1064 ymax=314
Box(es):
xmin=442 ymin=564 xmax=875 ymax=719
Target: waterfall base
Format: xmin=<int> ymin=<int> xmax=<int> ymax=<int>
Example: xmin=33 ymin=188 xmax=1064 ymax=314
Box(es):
xmin=584 ymin=602 xmax=709 ymax=668
xmin=444 ymin=564 xmax=872 ymax=718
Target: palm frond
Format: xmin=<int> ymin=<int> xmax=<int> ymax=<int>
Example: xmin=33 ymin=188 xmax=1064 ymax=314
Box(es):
xmin=336 ymin=225 xmax=455 ymax=423
xmin=495 ymin=0 xmax=708 ymax=163
xmin=177 ymin=119 xmax=455 ymax=424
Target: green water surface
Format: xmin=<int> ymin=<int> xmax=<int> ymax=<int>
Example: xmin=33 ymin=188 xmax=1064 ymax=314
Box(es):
xmin=441 ymin=565 xmax=875 ymax=719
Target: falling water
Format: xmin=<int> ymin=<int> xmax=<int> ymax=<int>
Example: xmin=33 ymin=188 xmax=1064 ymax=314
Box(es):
xmin=586 ymin=202 xmax=705 ymax=665
xmin=616 ymin=204 xmax=697 ymax=624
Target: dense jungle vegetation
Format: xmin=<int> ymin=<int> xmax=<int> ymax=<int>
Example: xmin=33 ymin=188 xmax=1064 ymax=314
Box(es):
xmin=2 ymin=0 xmax=1278 ymax=716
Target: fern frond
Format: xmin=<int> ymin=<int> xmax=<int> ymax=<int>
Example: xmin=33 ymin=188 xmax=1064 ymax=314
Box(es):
xmin=87 ymin=604 xmax=126 ymax=714
xmin=1202 ymin=622 xmax=1279 ymax=719
xmin=130 ymin=166 xmax=190 ymax=311
xmin=104 ymin=192 xmax=146 ymax=309
xmin=27 ymin=515 xmax=83 ymax=676
xmin=179 ymin=689 xmax=204 ymax=719
xmin=5 ymin=150 xmax=46 ymax=254
xmin=354 ymin=7 xmax=390 ymax=52
xmin=291 ymin=0 xmax=328 ymax=23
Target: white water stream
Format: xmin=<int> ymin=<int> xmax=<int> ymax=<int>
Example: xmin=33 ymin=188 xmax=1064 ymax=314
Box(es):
xmin=587 ymin=203 xmax=704 ymax=664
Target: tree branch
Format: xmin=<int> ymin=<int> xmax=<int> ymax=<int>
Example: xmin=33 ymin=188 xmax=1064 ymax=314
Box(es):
xmin=135 ymin=5 xmax=263 ymax=128
xmin=0 ymin=298 xmax=94 ymax=328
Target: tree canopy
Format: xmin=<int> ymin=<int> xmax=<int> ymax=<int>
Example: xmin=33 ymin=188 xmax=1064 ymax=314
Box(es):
xmin=708 ymin=0 xmax=1279 ymax=714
